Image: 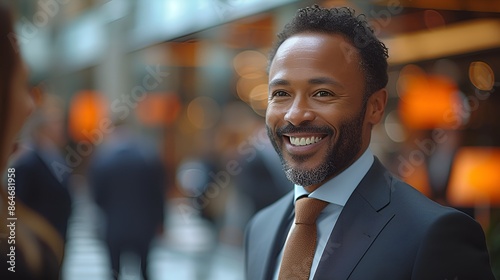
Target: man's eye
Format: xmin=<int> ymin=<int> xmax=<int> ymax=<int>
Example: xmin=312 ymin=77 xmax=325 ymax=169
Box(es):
xmin=272 ymin=90 xmax=289 ymax=97
xmin=315 ymin=90 xmax=333 ymax=97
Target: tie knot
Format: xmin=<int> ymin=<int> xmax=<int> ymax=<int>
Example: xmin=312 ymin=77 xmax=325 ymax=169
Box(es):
xmin=294 ymin=197 xmax=329 ymax=225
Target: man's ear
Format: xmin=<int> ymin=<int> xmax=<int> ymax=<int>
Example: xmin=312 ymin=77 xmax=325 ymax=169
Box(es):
xmin=365 ymin=88 xmax=387 ymax=125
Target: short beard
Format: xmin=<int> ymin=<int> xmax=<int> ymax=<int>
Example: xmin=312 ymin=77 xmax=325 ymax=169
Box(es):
xmin=283 ymin=156 xmax=333 ymax=187
xmin=267 ymin=103 xmax=366 ymax=187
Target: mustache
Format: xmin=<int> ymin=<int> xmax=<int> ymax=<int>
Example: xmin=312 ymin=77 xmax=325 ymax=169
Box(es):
xmin=275 ymin=123 xmax=333 ymax=137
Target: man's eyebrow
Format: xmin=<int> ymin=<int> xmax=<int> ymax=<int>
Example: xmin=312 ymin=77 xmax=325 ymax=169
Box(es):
xmin=308 ymin=77 xmax=344 ymax=88
xmin=269 ymin=79 xmax=290 ymax=88
xmin=269 ymin=77 xmax=344 ymax=88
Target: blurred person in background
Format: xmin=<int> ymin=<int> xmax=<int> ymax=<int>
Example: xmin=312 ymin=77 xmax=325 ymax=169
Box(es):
xmin=234 ymin=126 xmax=290 ymax=222
xmin=245 ymin=5 xmax=495 ymax=280
xmin=88 ymin=120 xmax=166 ymax=280
xmin=224 ymin=126 xmax=290 ymax=247
xmin=11 ymin=93 xmax=73 ymax=242
xmin=222 ymin=102 xmax=290 ymax=246
xmin=0 ymin=2 xmax=65 ymax=279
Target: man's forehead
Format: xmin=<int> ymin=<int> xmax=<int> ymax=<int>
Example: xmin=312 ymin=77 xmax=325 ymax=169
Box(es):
xmin=270 ymin=32 xmax=360 ymax=70
xmin=274 ymin=32 xmax=358 ymax=60
xmin=281 ymin=32 xmax=356 ymax=49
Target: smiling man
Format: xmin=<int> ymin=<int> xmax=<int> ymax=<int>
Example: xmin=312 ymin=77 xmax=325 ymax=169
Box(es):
xmin=244 ymin=5 xmax=495 ymax=280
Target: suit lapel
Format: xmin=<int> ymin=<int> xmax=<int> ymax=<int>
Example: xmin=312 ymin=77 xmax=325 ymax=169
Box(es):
xmin=314 ymin=159 xmax=395 ymax=280
xmin=250 ymin=192 xmax=294 ymax=280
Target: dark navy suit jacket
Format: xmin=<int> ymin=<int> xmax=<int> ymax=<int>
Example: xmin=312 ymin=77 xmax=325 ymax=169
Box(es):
xmin=88 ymin=137 xmax=165 ymax=246
xmin=245 ymin=159 xmax=495 ymax=280
xmin=14 ymin=147 xmax=72 ymax=240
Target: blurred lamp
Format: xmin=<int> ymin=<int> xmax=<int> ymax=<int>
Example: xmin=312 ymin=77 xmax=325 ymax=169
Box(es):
xmin=385 ymin=19 xmax=500 ymax=64
xmin=447 ymin=147 xmax=500 ymax=207
xmin=398 ymin=73 xmax=461 ymax=129
xmin=68 ymin=90 xmax=108 ymax=142
xmin=469 ymin=61 xmax=495 ymax=91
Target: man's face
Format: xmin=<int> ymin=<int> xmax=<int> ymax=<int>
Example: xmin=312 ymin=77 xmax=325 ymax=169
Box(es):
xmin=266 ymin=32 xmax=370 ymax=191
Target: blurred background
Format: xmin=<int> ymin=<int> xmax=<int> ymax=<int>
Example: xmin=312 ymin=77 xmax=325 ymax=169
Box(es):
xmin=4 ymin=0 xmax=500 ymax=279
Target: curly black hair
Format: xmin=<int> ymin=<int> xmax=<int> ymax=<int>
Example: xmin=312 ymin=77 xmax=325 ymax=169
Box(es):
xmin=268 ymin=5 xmax=389 ymax=97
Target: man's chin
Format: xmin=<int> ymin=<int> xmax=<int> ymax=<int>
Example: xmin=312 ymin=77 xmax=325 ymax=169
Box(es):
xmin=283 ymin=165 xmax=329 ymax=187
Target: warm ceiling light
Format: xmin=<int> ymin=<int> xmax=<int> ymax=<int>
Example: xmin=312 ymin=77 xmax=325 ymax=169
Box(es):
xmin=68 ymin=90 xmax=108 ymax=142
xmin=249 ymin=83 xmax=268 ymax=116
xmin=469 ymin=61 xmax=495 ymax=91
xmin=384 ymin=19 xmax=500 ymax=64
xmin=447 ymin=147 xmax=500 ymax=206
xmin=398 ymin=73 xmax=461 ymax=129
xmin=233 ymin=50 xmax=267 ymax=79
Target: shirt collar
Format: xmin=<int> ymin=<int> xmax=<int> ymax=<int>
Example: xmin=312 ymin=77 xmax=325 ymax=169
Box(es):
xmin=294 ymin=149 xmax=374 ymax=206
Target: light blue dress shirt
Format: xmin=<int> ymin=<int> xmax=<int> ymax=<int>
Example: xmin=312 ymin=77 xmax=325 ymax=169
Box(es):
xmin=274 ymin=149 xmax=374 ymax=280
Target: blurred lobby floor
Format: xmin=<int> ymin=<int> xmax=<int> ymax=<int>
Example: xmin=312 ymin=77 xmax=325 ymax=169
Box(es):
xmin=61 ymin=186 xmax=244 ymax=280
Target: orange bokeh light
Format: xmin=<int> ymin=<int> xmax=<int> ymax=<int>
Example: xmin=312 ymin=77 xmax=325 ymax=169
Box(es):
xmin=448 ymin=147 xmax=500 ymax=206
xmin=398 ymin=74 xmax=461 ymax=129
xmin=136 ymin=93 xmax=181 ymax=126
xmin=68 ymin=90 xmax=108 ymax=142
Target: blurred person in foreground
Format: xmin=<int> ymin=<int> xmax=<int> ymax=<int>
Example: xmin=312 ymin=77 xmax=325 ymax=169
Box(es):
xmin=0 ymin=3 xmax=65 ymax=279
xmin=88 ymin=120 xmax=166 ymax=280
xmin=245 ymin=5 xmax=495 ymax=280
xmin=11 ymin=93 xmax=72 ymax=242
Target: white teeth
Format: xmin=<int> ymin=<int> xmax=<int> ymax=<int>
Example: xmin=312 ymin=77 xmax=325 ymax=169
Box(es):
xmin=290 ymin=136 xmax=322 ymax=146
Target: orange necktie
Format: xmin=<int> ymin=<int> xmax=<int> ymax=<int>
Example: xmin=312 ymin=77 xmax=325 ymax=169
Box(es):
xmin=278 ymin=197 xmax=329 ymax=280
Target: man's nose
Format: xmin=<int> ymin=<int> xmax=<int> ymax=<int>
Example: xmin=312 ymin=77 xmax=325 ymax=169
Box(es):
xmin=284 ymin=97 xmax=315 ymax=126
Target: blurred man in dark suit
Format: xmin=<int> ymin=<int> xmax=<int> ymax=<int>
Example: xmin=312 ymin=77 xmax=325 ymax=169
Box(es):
xmin=88 ymin=122 xmax=166 ymax=280
xmin=13 ymin=94 xmax=72 ymax=241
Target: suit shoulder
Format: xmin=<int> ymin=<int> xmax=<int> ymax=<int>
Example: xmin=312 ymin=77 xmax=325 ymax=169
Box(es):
xmin=411 ymin=204 xmax=494 ymax=279
xmin=388 ymin=177 xmax=475 ymax=226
